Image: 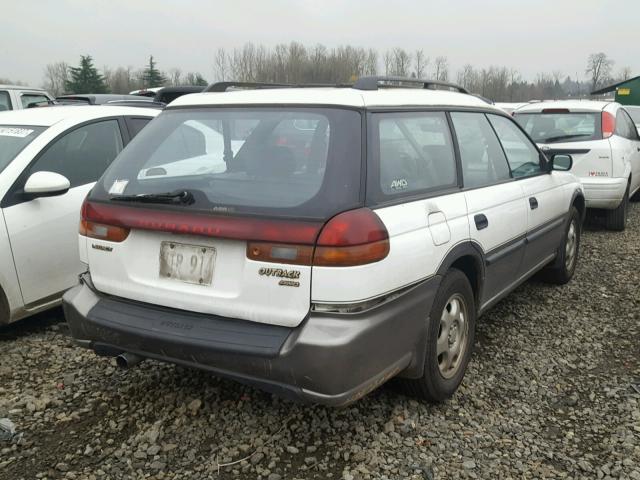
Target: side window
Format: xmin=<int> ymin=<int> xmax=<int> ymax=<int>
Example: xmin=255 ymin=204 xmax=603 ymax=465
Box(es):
xmin=487 ymin=114 xmax=543 ymax=178
xmin=450 ymin=112 xmax=511 ymax=188
xmin=376 ymin=111 xmax=457 ymax=195
xmin=125 ymin=116 xmax=152 ymax=138
xmin=21 ymin=94 xmax=50 ymax=109
xmin=0 ymin=91 xmax=12 ymax=111
xmin=30 ymin=120 xmax=123 ymax=188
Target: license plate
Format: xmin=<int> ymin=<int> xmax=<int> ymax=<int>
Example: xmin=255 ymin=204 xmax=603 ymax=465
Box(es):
xmin=159 ymin=242 xmax=216 ymax=286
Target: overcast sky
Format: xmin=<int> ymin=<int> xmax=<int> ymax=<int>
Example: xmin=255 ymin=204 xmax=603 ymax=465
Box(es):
xmin=2 ymin=0 xmax=639 ymax=87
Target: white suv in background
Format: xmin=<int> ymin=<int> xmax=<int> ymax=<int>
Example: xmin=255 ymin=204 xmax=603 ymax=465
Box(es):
xmin=64 ymin=78 xmax=585 ymax=406
xmin=0 ymin=105 xmax=160 ymax=325
xmin=0 ymin=85 xmax=54 ymax=111
xmin=515 ymin=101 xmax=640 ymax=230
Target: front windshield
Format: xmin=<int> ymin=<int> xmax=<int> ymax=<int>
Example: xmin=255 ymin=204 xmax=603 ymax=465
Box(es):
xmin=95 ymin=107 xmax=362 ymax=219
xmin=514 ymin=112 xmax=600 ymax=143
xmin=0 ymin=126 xmax=46 ymax=174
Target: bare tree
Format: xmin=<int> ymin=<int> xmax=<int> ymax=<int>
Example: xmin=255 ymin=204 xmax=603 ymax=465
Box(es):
xmin=106 ymin=66 xmax=138 ymax=93
xmin=383 ymin=51 xmax=393 ymax=76
xmin=364 ymin=49 xmax=378 ymax=76
xmin=214 ymin=48 xmax=229 ymax=81
xmin=586 ymin=52 xmax=614 ymax=91
xmin=433 ymin=56 xmax=449 ymax=81
xmin=414 ymin=50 xmax=428 ymax=78
xmin=42 ymin=62 xmax=69 ymax=96
xmin=167 ymin=68 xmax=182 ymax=86
xmin=619 ymin=66 xmax=633 ymax=81
xmin=391 ymin=48 xmax=411 ymax=77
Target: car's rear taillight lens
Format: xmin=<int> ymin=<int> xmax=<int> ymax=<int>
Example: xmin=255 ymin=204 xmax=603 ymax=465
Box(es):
xmin=602 ymin=111 xmax=615 ymax=138
xmin=246 ymin=209 xmax=390 ymax=267
xmin=79 ymin=200 xmax=130 ymax=242
xmin=79 ymin=220 xmax=130 ymax=242
xmin=313 ymin=209 xmax=390 ymax=267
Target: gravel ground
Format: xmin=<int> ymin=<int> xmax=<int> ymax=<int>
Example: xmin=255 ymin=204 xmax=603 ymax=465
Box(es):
xmin=1 ymin=204 xmax=639 ymax=480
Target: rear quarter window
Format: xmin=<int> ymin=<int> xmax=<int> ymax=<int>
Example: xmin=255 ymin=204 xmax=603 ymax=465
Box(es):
xmin=368 ymin=111 xmax=457 ymax=201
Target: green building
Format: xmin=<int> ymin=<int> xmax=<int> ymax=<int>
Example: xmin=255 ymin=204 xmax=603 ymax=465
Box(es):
xmin=591 ymin=75 xmax=640 ymax=105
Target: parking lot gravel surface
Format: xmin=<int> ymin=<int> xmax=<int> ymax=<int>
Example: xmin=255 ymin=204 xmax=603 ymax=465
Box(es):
xmin=1 ymin=204 xmax=639 ymax=480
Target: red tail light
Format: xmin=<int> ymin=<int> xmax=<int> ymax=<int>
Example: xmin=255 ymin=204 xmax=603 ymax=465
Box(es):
xmin=602 ymin=111 xmax=615 ymax=139
xmin=247 ymin=209 xmax=390 ymax=266
xmin=313 ymin=209 xmax=390 ymax=267
xmin=79 ymin=200 xmax=130 ymax=242
xmin=79 ymin=200 xmax=322 ymax=243
xmin=80 ymin=200 xmax=389 ymax=267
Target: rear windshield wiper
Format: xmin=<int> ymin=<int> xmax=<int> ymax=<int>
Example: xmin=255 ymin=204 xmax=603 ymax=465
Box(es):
xmin=111 ymin=190 xmax=195 ymax=205
xmin=541 ymin=134 xmax=592 ymax=144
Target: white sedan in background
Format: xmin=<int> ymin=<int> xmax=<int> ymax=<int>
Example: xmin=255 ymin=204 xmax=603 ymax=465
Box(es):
xmin=0 ymin=105 xmax=160 ymax=324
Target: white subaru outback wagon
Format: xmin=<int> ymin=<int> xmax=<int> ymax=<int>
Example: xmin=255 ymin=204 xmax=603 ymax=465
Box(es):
xmin=64 ymin=77 xmax=585 ymax=406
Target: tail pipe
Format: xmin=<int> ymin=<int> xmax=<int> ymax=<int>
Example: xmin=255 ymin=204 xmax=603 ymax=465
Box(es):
xmin=116 ymin=352 xmax=144 ymax=369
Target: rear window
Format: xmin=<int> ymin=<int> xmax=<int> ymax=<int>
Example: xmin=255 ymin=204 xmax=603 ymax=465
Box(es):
xmin=94 ymin=107 xmax=362 ymax=219
xmin=0 ymin=126 xmax=46 ymax=174
xmin=514 ymin=112 xmax=601 ymax=143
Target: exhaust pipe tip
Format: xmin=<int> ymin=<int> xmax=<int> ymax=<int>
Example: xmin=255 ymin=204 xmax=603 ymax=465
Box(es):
xmin=116 ymin=352 xmax=144 ymax=369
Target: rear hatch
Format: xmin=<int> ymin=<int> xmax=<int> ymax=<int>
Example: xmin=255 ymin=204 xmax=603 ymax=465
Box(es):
xmin=514 ymin=109 xmax=613 ymax=176
xmin=82 ymin=107 xmax=363 ymax=327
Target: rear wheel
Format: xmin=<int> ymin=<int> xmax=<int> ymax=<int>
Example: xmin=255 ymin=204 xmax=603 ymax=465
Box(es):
xmin=605 ymin=185 xmax=629 ymax=231
xmin=542 ymin=206 xmax=581 ymax=285
xmin=401 ymin=268 xmax=476 ymax=402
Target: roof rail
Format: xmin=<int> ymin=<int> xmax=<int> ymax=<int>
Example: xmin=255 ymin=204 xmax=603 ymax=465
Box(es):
xmin=205 ymin=81 xmax=293 ymax=92
xmin=204 ymin=81 xmax=354 ymax=92
xmin=104 ymin=100 xmax=166 ymax=109
xmin=352 ymin=76 xmax=470 ymax=94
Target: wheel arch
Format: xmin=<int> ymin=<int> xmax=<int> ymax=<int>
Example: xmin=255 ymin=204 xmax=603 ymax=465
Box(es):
xmin=571 ymin=190 xmax=586 ymax=223
xmin=0 ymin=283 xmax=9 ymax=325
xmin=436 ymin=242 xmax=485 ymax=310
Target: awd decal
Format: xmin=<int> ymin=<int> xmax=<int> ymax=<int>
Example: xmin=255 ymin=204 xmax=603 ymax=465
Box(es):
xmin=390 ymin=178 xmax=408 ymax=190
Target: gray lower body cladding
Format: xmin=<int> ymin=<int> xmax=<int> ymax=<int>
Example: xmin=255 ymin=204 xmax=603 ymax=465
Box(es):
xmin=62 ymin=274 xmax=440 ymax=406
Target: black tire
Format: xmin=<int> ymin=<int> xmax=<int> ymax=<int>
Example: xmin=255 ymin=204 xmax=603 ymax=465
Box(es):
xmin=605 ymin=185 xmax=629 ymax=231
xmin=400 ymin=268 xmax=476 ymax=402
xmin=542 ymin=206 xmax=581 ymax=285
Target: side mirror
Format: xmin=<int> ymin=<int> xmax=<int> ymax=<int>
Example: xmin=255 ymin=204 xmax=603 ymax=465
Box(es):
xmin=550 ymin=154 xmax=573 ymax=172
xmin=23 ymin=171 xmax=70 ymax=198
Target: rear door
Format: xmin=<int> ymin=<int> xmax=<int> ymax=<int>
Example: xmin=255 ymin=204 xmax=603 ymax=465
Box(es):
xmin=3 ymin=118 xmax=126 ymax=305
xmin=450 ymin=112 xmax=527 ymax=307
xmin=616 ymin=109 xmax=640 ymax=195
xmin=608 ymin=109 xmax=636 ymax=183
xmin=487 ymin=113 xmax=566 ymax=274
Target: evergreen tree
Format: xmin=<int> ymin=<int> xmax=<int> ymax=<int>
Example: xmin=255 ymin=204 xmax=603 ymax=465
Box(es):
xmin=142 ymin=55 xmax=166 ymax=88
xmin=65 ymin=55 xmax=108 ymax=93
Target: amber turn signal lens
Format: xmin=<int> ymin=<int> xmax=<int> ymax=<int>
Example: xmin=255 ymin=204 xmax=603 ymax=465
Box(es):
xmin=79 ymin=220 xmax=130 ymax=243
xmin=313 ymin=239 xmax=390 ymax=267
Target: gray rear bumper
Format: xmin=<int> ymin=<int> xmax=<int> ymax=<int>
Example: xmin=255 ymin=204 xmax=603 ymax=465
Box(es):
xmin=63 ymin=274 xmax=440 ymax=406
